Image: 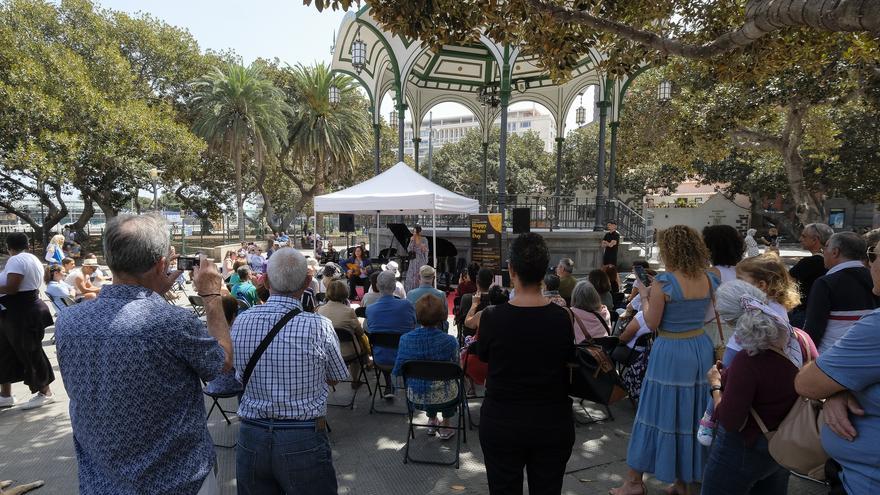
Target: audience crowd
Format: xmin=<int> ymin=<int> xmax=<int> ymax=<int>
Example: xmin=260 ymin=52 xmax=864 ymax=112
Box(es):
xmin=1 ymin=215 xmax=878 ymax=495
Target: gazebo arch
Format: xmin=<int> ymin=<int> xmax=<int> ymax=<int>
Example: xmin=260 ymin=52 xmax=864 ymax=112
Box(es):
xmin=331 ymin=7 xmax=630 ymax=228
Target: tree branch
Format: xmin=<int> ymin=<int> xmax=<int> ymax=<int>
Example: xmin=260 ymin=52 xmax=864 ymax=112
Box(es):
xmin=524 ymin=0 xmax=879 ymax=60
xmin=729 ymin=127 xmax=784 ymax=151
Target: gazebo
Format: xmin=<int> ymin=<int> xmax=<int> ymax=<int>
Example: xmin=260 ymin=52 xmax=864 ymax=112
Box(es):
xmin=330 ymin=6 xmax=647 ymax=231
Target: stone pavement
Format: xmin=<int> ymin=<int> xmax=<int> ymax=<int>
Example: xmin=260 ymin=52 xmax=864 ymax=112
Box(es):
xmin=1 ymin=290 xmax=829 ymax=495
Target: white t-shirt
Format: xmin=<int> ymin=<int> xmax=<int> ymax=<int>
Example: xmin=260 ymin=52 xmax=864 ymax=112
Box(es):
xmin=0 ymin=252 xmax=44 ymax=293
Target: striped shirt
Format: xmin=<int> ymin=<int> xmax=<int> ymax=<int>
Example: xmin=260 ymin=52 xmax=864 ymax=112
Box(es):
xmin=231 ymin=295 xmax=349 ymax=420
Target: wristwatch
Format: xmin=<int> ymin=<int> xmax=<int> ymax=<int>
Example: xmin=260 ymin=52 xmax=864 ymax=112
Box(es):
xmin=710 ymin=385 xmax=723 ymax=393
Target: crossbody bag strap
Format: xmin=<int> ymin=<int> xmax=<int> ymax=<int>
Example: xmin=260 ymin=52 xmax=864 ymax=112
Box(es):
xmin=567 ymin=308 xmax=593 ymax=344
xmin=749 ymin=407 xmax=771 ymax=435
xmin=240 ymin=307 xmax=302 ymax=390
xmin=588 ymin=309 xmax=612 ymax=335
xmin=706 ymin=273 xmax=725 ymax=344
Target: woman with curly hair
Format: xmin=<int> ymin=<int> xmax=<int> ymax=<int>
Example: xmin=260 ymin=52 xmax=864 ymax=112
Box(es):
xmin=611 ymin=225 xmax=719 ymax=495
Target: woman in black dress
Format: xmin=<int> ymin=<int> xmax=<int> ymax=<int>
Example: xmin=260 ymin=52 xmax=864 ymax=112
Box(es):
xmin=476 ymin=233 xmax=575 ymax=494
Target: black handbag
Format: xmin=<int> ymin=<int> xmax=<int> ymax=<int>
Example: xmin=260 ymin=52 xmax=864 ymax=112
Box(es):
xmin=567 ymin=309 xmax=627 ymax=405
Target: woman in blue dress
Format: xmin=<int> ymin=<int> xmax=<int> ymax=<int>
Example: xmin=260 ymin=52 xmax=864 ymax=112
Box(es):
xmin=611 ymin=225 xmax=719 ymax=495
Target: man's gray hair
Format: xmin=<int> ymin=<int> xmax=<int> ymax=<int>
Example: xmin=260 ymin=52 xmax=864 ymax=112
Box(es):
xmin=558 ymin=258 xmax=574 ymax=274
xmin=266 ymin=248 xmax=308 ymax=294
xmin=377 ymin=270 xmax=397 ymax=295
xmin=865 ymin=228 xmax=880 ymax=251
xmin=827 ymin=232 xmax=866 ymax=261
xmin=571 ymin=280 xmax=602 ymax=312
xmin=715 ymin=280 xmax=767 ymax=324
xmin=804 ymin=223 xmax=834 ymax=245
xmin=736 ymin=309 xmax=790 ymax=357
xmin=103 ymin=214 xmax=170 ymax=275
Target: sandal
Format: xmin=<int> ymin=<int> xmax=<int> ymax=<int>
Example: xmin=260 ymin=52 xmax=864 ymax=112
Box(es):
xmin=609 ymin=481 xmax=646 ymax=495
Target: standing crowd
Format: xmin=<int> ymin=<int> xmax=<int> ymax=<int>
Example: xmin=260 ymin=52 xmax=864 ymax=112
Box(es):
xmin=0 ymin=213 xmax=878 ymax=495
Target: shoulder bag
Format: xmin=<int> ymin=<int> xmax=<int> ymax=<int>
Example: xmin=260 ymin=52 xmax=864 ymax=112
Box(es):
xmin=240 ymin=307 xmax=302 ymax=390
xmin=567 ymin=308 xmax=626 ymax=405
xmin=749 ymin=331 xmax=828 ymax=480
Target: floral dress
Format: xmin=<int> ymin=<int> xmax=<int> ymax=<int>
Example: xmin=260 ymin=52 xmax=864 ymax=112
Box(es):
xmin=405 ymin=235 xmax=429 ymax=291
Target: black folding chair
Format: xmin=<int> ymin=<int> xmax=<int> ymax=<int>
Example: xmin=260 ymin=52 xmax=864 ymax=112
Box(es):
xmin=188 ymin=295 xmax=205 ymax=316
xmin=202 ymin=379 xmax=242 ymax=449
xmin=328 ymin=327 xmax=373 ymax=409
xmin=400 ymin=360 xmax=468 ymax=468
xmin=367 ymin=332 xmax=406 ymax=415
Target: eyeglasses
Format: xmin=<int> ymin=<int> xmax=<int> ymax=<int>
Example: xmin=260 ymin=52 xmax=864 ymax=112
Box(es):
xmin=869 ymin=247 xmax=877 ymax=264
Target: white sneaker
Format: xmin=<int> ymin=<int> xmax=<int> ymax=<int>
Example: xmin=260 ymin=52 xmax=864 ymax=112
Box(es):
xmin=19 ymin=392 xmax=55 ymax=410
xmin=0 ymin=395 xmax=15 ymax=408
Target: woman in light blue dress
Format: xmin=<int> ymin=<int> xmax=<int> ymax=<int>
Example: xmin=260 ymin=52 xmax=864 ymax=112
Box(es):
xmin=611 ymin=225 xmax=718 ymax=495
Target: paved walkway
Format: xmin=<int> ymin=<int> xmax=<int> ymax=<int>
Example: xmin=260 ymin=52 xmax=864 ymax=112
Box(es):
xmin=1 ymin=289 xmax=828 ymax=495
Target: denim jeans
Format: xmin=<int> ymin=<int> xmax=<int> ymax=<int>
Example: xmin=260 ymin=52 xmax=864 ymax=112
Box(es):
xmin=701 ymin=426 xmax=789 ymax=495
xmin=236 ymin=420 xmax=338 ymax=495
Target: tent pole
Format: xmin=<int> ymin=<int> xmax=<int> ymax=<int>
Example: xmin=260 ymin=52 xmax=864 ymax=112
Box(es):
xmin=313 ymin=206 xmax=317 ymax=260
xmin=432 ymin=203 xmax=437 ymax=289
xmin=376 ymin=212 xmax=380 ymax=261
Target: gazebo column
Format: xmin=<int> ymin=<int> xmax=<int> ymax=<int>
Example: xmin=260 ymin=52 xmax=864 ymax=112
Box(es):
xmin=396 ymin=102 xmax=407 ymax=162
xmin=594 ymin=100 xmax=610 ymax=230
xmin=481 ymin=141 xmax=489 ymax=212
xmin=554 ymin=136 xmax=564 ymax=229
xmin=608 ymin=121 xmax=619 ymax=201
xmin=373 ymin=123 xmax=381 ymax=175
xmin=412 ymin=137 xmax=421 ymax=173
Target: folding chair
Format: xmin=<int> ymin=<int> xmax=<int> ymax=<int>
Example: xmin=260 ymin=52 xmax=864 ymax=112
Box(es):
xmin=354 ymin=306 xmax=367 ymax=318
xmin=188 ymin=295 xmax=205 ymax=316
xmin=367 ymin=332 xmax=406 ymax=415
xmin=328 ymin=327 xmax=373 ymax=409
xmin=237 ymin=298 xmax=251 ymax=312
xmin=202 ymin=378 xmax=242 ymax=448
xmin=400 ymin=360 xmax=467 ymax=468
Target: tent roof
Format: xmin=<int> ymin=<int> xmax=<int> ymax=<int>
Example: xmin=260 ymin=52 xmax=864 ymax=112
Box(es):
xmin=314 ymin=162 xmax=480 ymax=215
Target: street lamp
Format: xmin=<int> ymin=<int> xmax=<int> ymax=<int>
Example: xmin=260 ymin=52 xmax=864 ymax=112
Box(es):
xmin=329 ymin=84 xmax=340 ymax=105
xmin=148 ymin=167 xmax=159 ymax=211
xmin=575 ymin=92 xmax=586 ymax=126
xmin=350 ymin=26 xmax=367 ymax=75
xmin=658 ymin=80 xmax=672 ymax=102
xmin=389 ymin=109 xmax=398 ymax=128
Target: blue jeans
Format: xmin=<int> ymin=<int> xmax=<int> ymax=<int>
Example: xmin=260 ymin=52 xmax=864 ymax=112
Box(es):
xmin=701 ymin=426 xmax=789 ymax=495
xmin=236 ymin=420 xmax=338 ymax=495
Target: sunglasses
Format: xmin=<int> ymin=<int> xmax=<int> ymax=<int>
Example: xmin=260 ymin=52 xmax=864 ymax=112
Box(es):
xmin=869 ymin=246 xmax=877 ymax=264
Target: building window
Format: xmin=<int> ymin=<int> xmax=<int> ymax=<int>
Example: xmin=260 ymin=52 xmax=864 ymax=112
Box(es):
xmin=521 ymin=121 xmax=531 ymax=128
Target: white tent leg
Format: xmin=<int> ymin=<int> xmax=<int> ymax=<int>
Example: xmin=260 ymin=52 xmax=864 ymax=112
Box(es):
xmin=432 ymin=206 xmax=437 ymax=289
xmin=376 ymin=212 xmax=380 ymax=261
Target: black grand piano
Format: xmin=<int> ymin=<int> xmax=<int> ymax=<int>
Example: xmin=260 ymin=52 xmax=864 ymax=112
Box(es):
xmin=379 ymin=223 xmax=460 ymax=289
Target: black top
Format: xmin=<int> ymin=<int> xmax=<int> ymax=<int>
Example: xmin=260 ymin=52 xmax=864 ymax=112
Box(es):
xmin=602 ymin=231 xmax=620 ymax=265
xmin=476 ymin=302 xmax=573 ymax=419
xmin=789 ymin=254 xmax=827 ymax=310
xmin=803 ymin=266 xmax=879 ymax=345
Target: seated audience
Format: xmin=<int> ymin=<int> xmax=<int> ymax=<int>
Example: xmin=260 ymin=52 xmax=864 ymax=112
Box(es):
xmin=44 ymin=265 xmax=76 ymax=305
xmin=222 ymin=251 xmax=236 ymax=280
xmin=317 ymin=280 xmax=370 ymax=382
xmin=392 ymin=295 xmax=460 ymax=440
xmin=701 ymin=292 xmax=804 ymax=494
xmin=543 ymin=274 xmax=567 ymax=307
xmin=301 ymin=261 xmax=318 ymax=312
xmin=64 ymin=259 xmax=101 ymax=300
xmin=455 ymin=263 xmax=479 ymax=298
xmin=588 ymin=268 xmax=614 ymax=310
xmin=227 ymin=259 xmax=247 ymax=287
xmin=83 ymin=254 xmax=109 ymax=285
xmin=568 ymin=280 xmax=611 ymax=341
xmin=366 ymin=270 xmax=416 ymax=399
xmin=360 ymin=272 xmax=382 ymax=309
xmin=602 ymin=264 xmax=623 ymax=305
xmin=556 ymin=258 xmax=576 ymax=305
xmin=61 ymin=257 xmax=75 ymax=275
xmin=375 ymin=260 xmax=406 ymax=299
xmin=406 ymin=265 xmax=447 ymax=306
xmin=795 ymin=237 xmax=880 ymax=495
xmin=456 ymin=268 xmax=494 ymax=337
xmin=803 ymin=231 xmax=878 ymax=353
xmin=461 ymin=285 xmax=508 ymax=390
xmin=231 ymin=265 xmax=259 ymax=308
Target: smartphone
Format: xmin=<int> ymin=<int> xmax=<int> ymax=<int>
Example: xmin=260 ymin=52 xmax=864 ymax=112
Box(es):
xmin=177 ymin=256 xmax=199 ymax=271
xmin=633 ymin=265 xmax=651 ymax=287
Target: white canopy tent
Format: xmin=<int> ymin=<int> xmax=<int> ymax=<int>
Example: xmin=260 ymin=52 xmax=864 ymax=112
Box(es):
xmin=313 ymin=162 xmax=480 ymax=275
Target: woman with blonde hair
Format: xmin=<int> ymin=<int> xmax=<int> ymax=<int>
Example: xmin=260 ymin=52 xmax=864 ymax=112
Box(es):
xmin=612 ymin=225 xmax=719 ymax=495
xmin=44 ymin=234 xmax=65 ymax=265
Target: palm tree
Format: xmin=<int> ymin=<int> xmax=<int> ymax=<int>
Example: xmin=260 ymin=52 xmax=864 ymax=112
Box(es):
xmin=283 ymin=63 xmax=370 ymax=215
xmin=191 ymin=63 xmax=292 ymax=241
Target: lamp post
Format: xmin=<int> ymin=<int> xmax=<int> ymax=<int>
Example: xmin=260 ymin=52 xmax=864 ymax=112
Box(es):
xmin=148 ymin=167 xmax=159 ymax=211
xmin=329 ymin=84 xmax=340 ymax=106
xmin=575 ymin=93 xmax=586 ymax=126
xmin=350 ymin=26 xmax=367 ymax=75
xmin=389 ymin=110 xmax=398 ymax=129
xmin=658 ymin=80 xmax=672 ymax=102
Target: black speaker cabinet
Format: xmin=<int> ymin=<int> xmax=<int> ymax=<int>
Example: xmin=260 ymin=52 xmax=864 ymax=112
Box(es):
xmin=512 ymin=207 xmax=530 ymax=234
xmin=339 ymin=214 xmax=355 ymax=233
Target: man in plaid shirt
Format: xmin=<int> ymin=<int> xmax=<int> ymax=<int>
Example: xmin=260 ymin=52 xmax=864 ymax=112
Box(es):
xmin=231 ymin=247 xmax=349 ymax=494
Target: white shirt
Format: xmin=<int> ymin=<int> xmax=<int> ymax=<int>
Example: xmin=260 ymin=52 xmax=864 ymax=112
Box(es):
xmin=0 ymin=252 xmax=44 ymax=293
xmin=626 ymin=312 xmax=652 ymax=350
xmin=825 ymin=260 xmax=865 ymax=276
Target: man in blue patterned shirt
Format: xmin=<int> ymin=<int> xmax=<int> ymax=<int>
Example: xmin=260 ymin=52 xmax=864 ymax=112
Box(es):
xmin=232 ymin=247 xmax=348 ymax=494
xmin=56 ymin=214 xmax=233 ymax=495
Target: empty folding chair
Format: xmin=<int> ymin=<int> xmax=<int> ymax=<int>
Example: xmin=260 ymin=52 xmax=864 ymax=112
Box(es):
xmin=188 ymin=295 xmax=205 ymax=316
xmin=328 ymin=327 xmax=373 ymax=409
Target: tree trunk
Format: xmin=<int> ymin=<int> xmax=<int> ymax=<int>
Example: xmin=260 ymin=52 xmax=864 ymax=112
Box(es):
xmin=781 ymin=103 xmax=824 ymax=227
xmin=234 ymin=140 xmax=245 ymax=242
xmin=314 ymin=157 xmax=326 ymax=237
xmin=69 ymin=197 xmax=95 ymax=254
